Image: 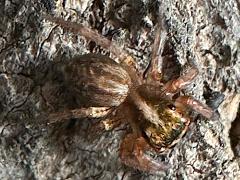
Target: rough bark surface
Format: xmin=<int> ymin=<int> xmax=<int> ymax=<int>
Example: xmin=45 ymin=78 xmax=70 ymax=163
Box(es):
xmin=0 ymin=0 xmax=240 ymax=179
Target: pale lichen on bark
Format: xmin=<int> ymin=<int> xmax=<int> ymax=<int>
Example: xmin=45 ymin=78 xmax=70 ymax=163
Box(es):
xmin=0 ymin=0 xmax=239 ymax=179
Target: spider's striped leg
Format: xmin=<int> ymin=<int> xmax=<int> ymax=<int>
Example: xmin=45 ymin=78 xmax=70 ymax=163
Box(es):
xmin=175 ymin=96 xmax=217 ymax=119
xmin=120 ymin=134 xmax=169 ymax=172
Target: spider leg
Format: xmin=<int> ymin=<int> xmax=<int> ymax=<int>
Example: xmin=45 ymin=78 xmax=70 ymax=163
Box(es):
xmin=162 ymin=67 xmax=199 ymax=96
xmin=85 ymin=113 xmax=123 ymax=141
xmin=42 ymin=107 xmax=111 ymax=124
xmin=143 ymin=11 xmax=168 ymax=81
xmin=175 ymin=96 xmax=217 ymax=119
xmin=43 ymin=15 xmax=137 ymax=69
xmin=120 ymin=134 xmax=169 ymax=172
xmin=89 ymin=107 xmax=125 ymax=133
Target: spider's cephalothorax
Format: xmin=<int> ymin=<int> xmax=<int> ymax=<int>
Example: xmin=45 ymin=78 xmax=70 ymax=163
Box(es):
xmin=42 ymin=14 xmax=217 ymax=172
xmin=136 ymin=93 xmax=191 ymax=152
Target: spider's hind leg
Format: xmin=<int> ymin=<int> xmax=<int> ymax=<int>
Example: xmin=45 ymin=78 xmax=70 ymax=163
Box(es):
xmin=41 ymin=107 xmax=111 ymax=125
xmin=44 ymin=14 xmax=138 ymax=69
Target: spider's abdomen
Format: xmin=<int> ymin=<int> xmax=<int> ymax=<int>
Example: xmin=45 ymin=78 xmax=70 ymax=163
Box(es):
xmin=51 ymin=53 xmax=132 ymax=107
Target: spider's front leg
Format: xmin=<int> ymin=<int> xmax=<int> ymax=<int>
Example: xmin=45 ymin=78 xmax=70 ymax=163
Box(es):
xmin=118 ymin=101 xmax=169 ymax=172
xmin=175 ymin=96 xmax=217 ymax=119
xmin=148 ymin=26 xmax=167 ymax=80
xmin=120 ymin=134 xmax=169 ymax=172
xmin=143 ymin=10 xmax=168 ymax=82
xmin=162 ymin=67 xmax=199 ymax=96
xmin=162 ymin=68 xmax=217 ymax=119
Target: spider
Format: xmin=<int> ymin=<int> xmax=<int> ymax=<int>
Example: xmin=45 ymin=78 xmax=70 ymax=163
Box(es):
xmin=41 ymin=14 xmax=217 ymax=172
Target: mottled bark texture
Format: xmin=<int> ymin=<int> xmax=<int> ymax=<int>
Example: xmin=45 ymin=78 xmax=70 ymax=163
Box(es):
xmin=0 ymin=0 xmax=239 ymax=179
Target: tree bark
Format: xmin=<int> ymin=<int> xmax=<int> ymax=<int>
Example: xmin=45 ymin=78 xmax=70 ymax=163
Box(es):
xmin=0 ymin=0 xmax=239 ymax=179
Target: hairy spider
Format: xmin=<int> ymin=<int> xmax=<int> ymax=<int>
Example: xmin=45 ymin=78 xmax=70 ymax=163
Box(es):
xmin=42 ymin=14 xmax=217 ymax=172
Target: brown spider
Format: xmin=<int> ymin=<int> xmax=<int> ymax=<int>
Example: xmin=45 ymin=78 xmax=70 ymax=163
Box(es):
xmin=41 ymin=14 xmax=217 ymax=172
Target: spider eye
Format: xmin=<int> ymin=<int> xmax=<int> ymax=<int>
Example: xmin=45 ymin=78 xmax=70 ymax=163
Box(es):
xmin=167 ymin=104 xmax=176 ymax=111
